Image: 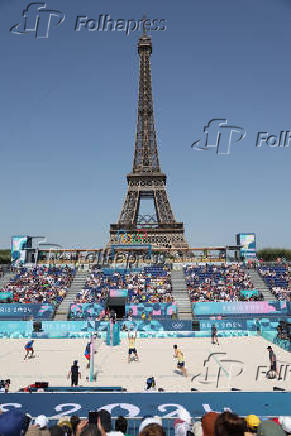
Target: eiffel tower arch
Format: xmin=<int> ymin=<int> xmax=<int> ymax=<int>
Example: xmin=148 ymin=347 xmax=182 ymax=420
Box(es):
xmin=109 ymin=31 xmax=188 ymax=249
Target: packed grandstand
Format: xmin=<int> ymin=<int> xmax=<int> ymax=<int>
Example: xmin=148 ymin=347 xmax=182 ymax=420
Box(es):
xmin=0 ymin=263 xmax=289 ymax=318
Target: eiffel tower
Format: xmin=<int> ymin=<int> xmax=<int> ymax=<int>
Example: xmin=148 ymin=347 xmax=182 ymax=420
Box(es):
xmin=109 ymin=30 xmax=188 ymax=249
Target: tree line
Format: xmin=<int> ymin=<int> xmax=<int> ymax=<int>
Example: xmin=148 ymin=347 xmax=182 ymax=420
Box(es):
xmin=0 ymin=250 xmax=10 ymax=264
xmin=257 ymin=248 xmax=291 ymax=261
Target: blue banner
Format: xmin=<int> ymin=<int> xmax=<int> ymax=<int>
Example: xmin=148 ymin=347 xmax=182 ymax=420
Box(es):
xmin=120 ymin=320 xmax=192 ymax=332
xmin=70 ymin=303 xmax=105 ymax=319
xmin=199 ymin=319 xmax=248 ymax=331
xmin=0 ymin=304 xmax=54 ymax=319
xmin=126 ymin=303 xmax=176 ymax=317
xmin=0 ymin=392 xmax=290 ymax=418
xmin=193 ymin=301 xmax=287 ymax=317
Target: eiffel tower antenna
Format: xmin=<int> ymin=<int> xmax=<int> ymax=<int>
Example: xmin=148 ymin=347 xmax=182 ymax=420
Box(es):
xmin=142 ymin=14 xmax=147 ymax=35
xmin=109 ymin=35 xmax=188 ymax=249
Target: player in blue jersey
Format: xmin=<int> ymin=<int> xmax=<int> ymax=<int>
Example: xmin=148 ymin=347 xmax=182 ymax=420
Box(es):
xmin=85 ymin=342 xmax=91 ymax=368
xmin=24 ymin=340 xmax=34 ymax=360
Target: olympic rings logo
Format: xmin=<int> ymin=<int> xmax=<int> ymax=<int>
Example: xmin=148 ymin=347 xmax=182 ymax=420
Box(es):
xmin=117 ymin=229 xmax=148 ymax=244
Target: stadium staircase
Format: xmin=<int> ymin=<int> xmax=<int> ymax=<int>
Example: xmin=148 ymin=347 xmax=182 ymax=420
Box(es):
xmin=54 ymin=269 xmax=88 ymax=320
xmin=171 ymin=270 xmax=192 ymax=320
xmin=245 ymin=267 xmax=275 ymax=300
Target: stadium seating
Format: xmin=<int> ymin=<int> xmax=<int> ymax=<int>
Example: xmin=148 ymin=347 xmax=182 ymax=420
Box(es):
xmin=71 ymin=266 xmax=174 ymax=319
xmin=184 ymin=263 xmax=259 ymax=302
xmin=0 ymin=266 xmax=76 ymax=308
xmin=74 ymin=266 xmax=173 ymax=304
xmin=258 ymin=264 xmax=290 ymax=300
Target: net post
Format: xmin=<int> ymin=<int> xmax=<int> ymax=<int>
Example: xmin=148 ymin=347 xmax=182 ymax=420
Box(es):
xmin=89 ymin=334 xmax=95 ymax=382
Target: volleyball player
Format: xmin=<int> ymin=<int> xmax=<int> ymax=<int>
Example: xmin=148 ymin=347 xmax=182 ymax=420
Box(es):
xmin=128 ymin=329 xmax=139 ymax=363
xmin=211 ymin=324 xmax=219 ymax=345
xmin=24 ymin=340 xmax=34 ymax=360
xmin=85 ymin=342 xmax=91 ymax=368
xmin=176 ymin=348 xmax=187 ymax=377
xmin=173 ymin=344 xmax=187 ymax=377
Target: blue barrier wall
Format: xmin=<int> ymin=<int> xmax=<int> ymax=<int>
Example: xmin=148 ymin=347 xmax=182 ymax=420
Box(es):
xmin=0 ymin=317 xmax=288 ymax=339
xmin=0 ymin=392 xmax=290 ymax=418
xmin=121 ymin=320 xmax=192 ymax=332
xmin=0 ymin=320 xmax=258 ymax=339
xmin=0 ymin=321 xmax=33 ymax=338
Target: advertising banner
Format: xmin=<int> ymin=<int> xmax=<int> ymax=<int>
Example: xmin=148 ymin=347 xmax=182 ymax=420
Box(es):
xmin=236 ymin=233 xmax=256 ymax=259
xmin=109 ymin=289 xmax=128 ymax=298
xmin=193 ymin=301 xmax=287 ymax=317
xmin=0 ymin=319 xmax=276 ymax=338
xmin=70 ymin=303 xmax=105 ymax=319
xmin=0 ymin=304 xmax=54 ymax=319
xmin=126 ymin=303 xmax=177 ymax=317
xmin=11 ymin=235 xmax=28 ymax=264
xmin=0 ymin=392 xmax=289 ymax=418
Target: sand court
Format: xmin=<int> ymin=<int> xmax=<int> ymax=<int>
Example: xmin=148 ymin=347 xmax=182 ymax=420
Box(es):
xmin=0 ymin=336 xmax=290 ymax=392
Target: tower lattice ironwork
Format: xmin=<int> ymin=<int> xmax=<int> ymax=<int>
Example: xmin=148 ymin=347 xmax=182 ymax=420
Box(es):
xmin=109 ymin=32 xmax=188 ymax=249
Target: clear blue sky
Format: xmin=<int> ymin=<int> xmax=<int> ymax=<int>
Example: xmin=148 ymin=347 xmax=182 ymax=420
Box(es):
xmin=0 ymin=0 xmax=290 ymax=249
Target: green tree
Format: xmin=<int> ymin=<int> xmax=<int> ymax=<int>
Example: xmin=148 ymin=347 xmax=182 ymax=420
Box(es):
xmin=257 ymin=248 xmax=291 ymax=262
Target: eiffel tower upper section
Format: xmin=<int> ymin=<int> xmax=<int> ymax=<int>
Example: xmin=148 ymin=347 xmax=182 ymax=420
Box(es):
xmin=109 ymin=30 xmax=188 ymax=249
xmin=132 ymin=32 xmax=161 ymax=175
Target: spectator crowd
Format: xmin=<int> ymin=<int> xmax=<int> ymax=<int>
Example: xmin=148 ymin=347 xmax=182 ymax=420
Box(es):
xmin=0 ymin=266 xmax=75 ymax=306
xmin=257 ymin=265 xmax=290 ymax=301
xmin=1 ymin=406 xmax=291 ymax=436
xmin=184 ymin=263 xmax=260 ymax=302
xmin=74 ymin=266 xmax=173 ymax=305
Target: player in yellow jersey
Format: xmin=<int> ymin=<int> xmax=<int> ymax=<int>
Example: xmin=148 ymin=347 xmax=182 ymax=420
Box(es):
xmin=128 ymin=329 xmax=139 ymax=363
xmin=173 ymin=344 xmax=187 ymax=377
xmin=173 ymin=344 xmax=181 ymax=358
